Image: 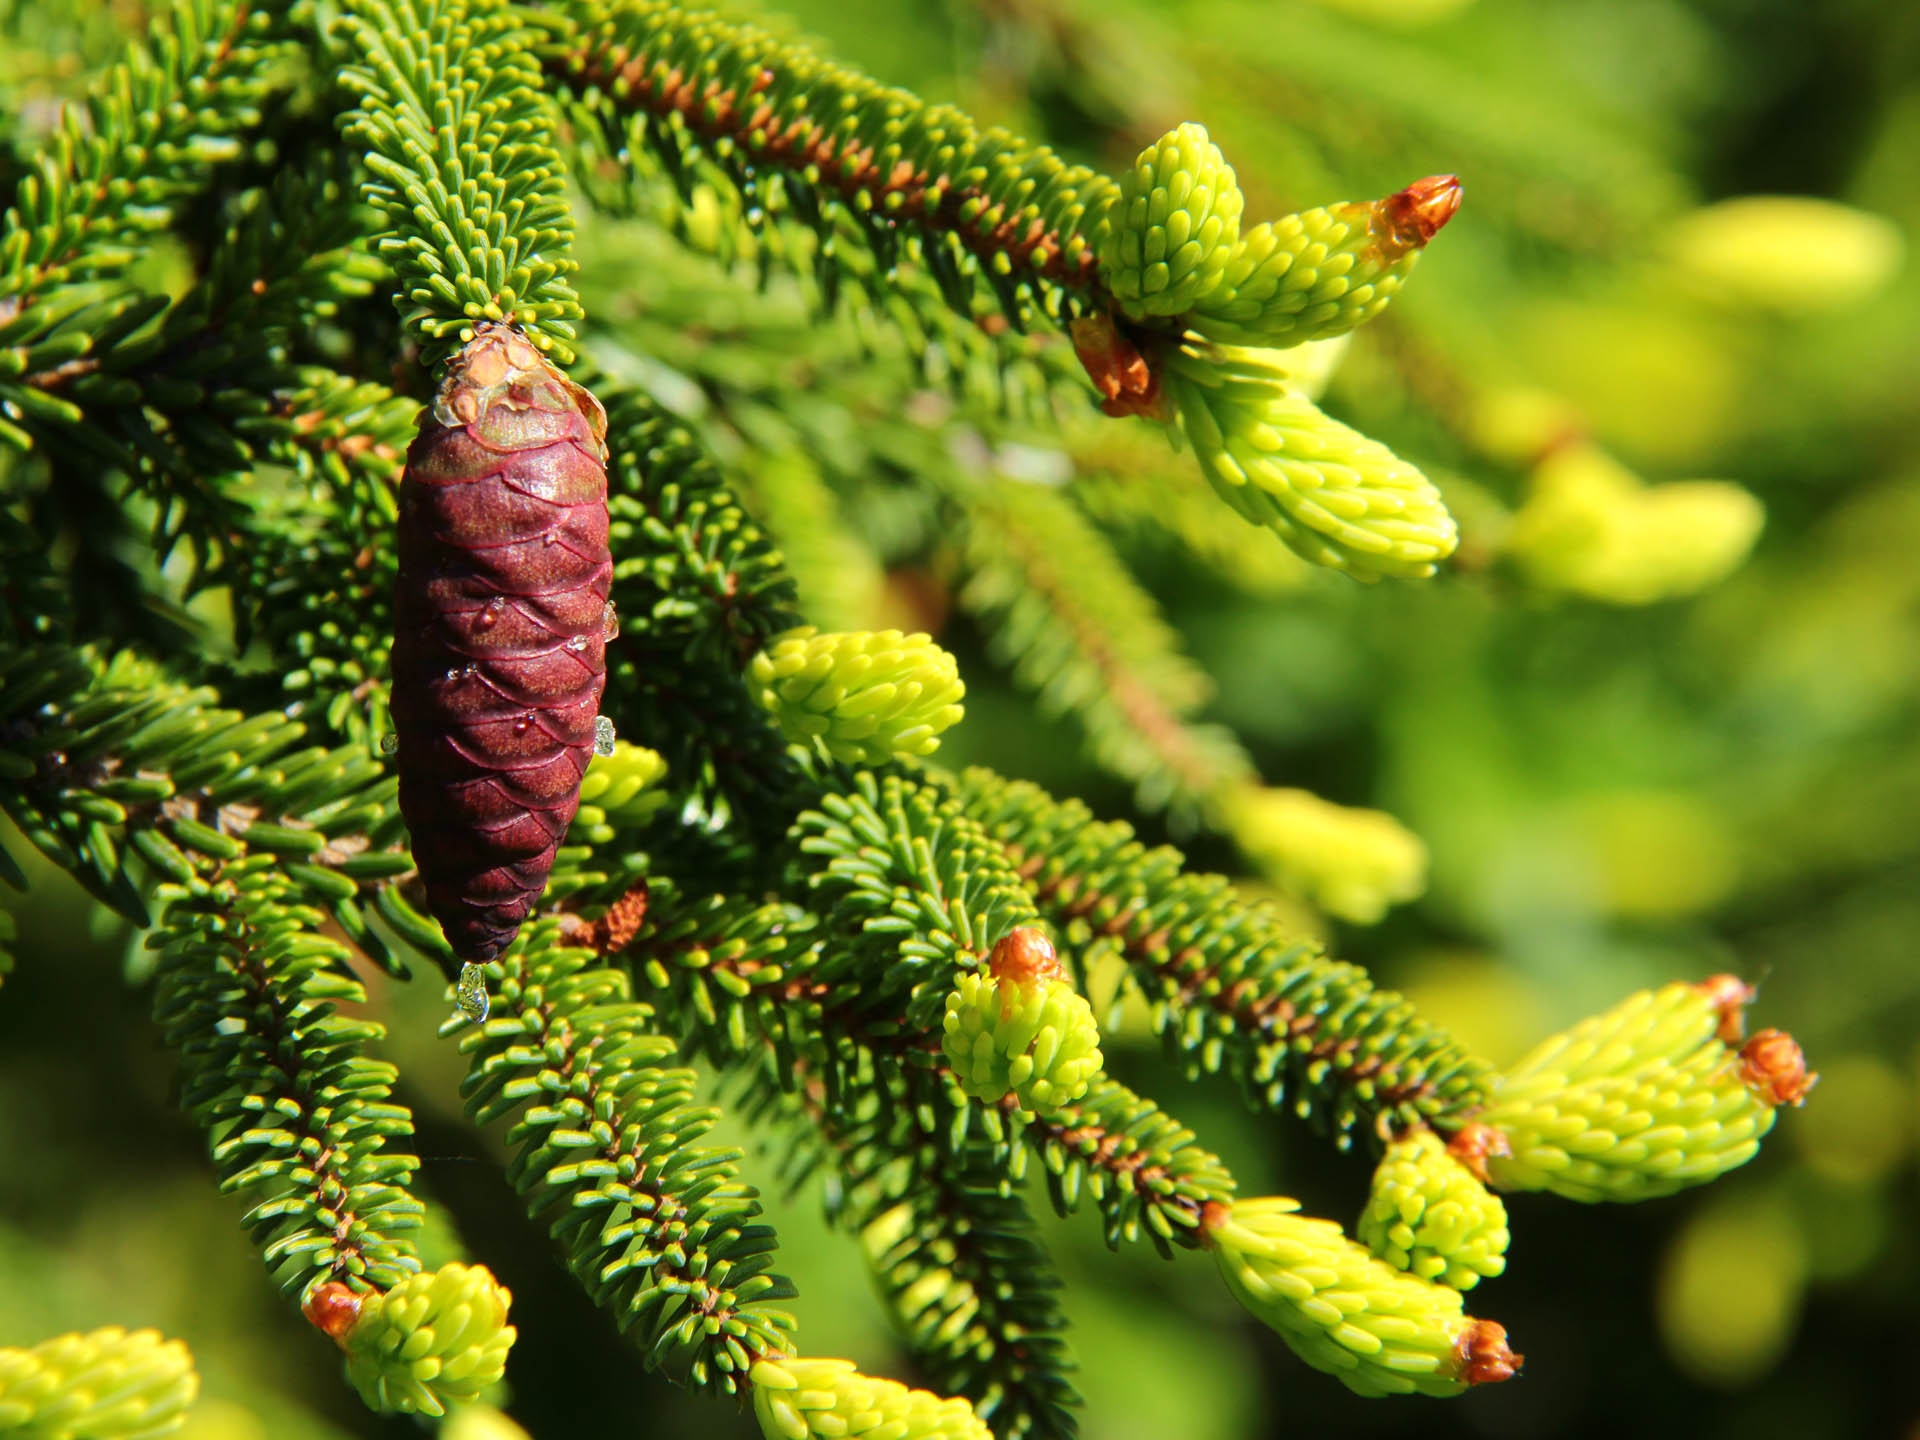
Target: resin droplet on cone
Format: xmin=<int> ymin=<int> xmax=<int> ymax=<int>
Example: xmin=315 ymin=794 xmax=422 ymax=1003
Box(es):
xmin=390 ymin=324 xmax=611 ymax=962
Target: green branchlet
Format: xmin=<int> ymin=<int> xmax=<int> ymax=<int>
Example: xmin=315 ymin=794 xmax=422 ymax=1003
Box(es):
xmin=453 ymin=921 xmax=799 ymax=1395
xmin=150 ymin=854 xmax=425 ymax=1298
xmin=1208 ymin=1198 xmax=1517 ymax=1398
xmin=1478 ymin=980 xmax=1783 ymax=1203
xmin=572 ymin=740 xmax=672 ymax=836
xmin=1190 ymin=176 xmax=1462 ymax=348
xmin=1501 ymin=442 xmax=1765 ymax=605
xmin=0 ymin=1327 xmax=198 ymax=1440
xmin=750 ymin=1357 xmax=991 ymax=1440
xmin=941 ymin=931 xmax=1104 ymax=1115
xmin=341 ymin=1263 xmax=515 ymax=1416
xmin=551 ymin=0 xmax=1118 ymax=323
xmin=341 ymin=0 xmax=583 ymax=360
xmin=1358 ymin=1129 xmax=1509 ymax=1290
xmin=1165 ymin=341 xmax=1459 ymax=580
xmin=1099 ymin=124 xmax=1244 ymax=317
xmin=752 ymin=627 xmax=965 ymax=765
xmin=957 ymin=769 xmax=1492 ymax=1142
xmin=1223 ymin=785 xmax=1429 ymax=924
xmin=0 ymin=0 xmax=287 ymax=315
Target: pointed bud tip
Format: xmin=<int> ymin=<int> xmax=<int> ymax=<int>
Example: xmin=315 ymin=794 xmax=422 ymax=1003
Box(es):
xmin=1383 ymin=175 xmax=1463 ymax=250
xmin=1739 ymin=1027 xmax=1817 ymax=1107
xmin=1456 ymin=1319 xmax=1522 ymax=1386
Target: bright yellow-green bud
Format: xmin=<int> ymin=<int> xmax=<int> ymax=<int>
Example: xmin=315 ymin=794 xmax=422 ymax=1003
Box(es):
xmin=1207 ymin=1198 xmax=1519 ymax=1397
xmin=751 ymin=627 xmax=965 ymax=765
xmin=440 ymin=1406 xmax=533 ymax=1440
xmin=1358 ymin=1129 xmax=1509 ymax=1291
xmin=749 ymin=1357 xmax=990 ymax=1440
xmin=1223 ymin=785 xmax=1427 ymax=923
xmin=341 ymin=1263 xmax=515 ymax=1416
xmin=1166 ymin=343 xmax=1458 ymax=580
xmin=1191 ymin=176 xmax=1461 ymax=347
xmin=1668 ymin=195 xmax=1903 ymax=314
xmin=569 ymin=741 xmax=670 ymax=841
xmin=941 ymin=933 xmax=1104 ymax=1115
xmin=1478 ymin=981 xmax=1778 ymax=1203
xmin=1503 ymin=444 xmax=1763 ymax=605
xmin=0 ymin=1328 xmax=197 ymax=1440
xmin=1098 ymin=123 xmax=1245 ymax=317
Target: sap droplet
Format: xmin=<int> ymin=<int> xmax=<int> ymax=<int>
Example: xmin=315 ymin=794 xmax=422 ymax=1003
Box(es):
xmin=512 ymin=712 xmax=536 ymax=736
xmin=454 ymin=962 xmax=490 ymax=1023
xmin=473 ymin=598 xmax=505 ymax=632
xmin=593 ymin=715 xmax=618 ymax=757
xmin=446 ymin=664 xmax=476 ymax=685
xmin=601 ymin=601 xmax=620 ymax=640
xmin=565 ymin=633 xmax=591 ymax=652
xmin=378 ymin=732 xmax=399 ymax=755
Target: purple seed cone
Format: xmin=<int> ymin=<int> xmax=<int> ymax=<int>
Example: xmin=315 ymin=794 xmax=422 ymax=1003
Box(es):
xmin=390 ymin=325 xmax=612 ymax=962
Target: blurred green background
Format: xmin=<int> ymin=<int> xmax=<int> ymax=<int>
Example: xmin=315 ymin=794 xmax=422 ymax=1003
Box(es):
xmin=3 ymin=0 xmax=1918 ymax=1437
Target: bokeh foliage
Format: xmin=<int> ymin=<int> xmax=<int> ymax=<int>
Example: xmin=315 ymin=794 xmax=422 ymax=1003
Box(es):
xmin=2 ymin=0 xmax=1915 ymax=1437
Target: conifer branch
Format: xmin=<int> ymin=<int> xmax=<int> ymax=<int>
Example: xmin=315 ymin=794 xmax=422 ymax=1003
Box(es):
xmin=955 ymin=770 xmax=1490 ymax=1144
xmin=150 ymin=852 xmax=425 ymax=1297
xmin=808 ymin=1077 xmax=1081 ymax=1440
xmin=0 ymin=644 xmax=410 ymax=966
xmin=547 ymin=0 xmax=1118 ymax=329
xmin=340 ymin=0 xmax=583 ymax=360
xmin=452 ymin=918 xmax=799 ymax=1394
xmin=956 ymin=477 xmax=1253 ymax=817
xmin=0 ymin=0 xmax=288 ymax=322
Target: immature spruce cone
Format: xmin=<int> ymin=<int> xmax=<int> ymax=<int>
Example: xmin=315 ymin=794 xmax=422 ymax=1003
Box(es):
xmin=391 ymin=325 xmax=611 ymax=962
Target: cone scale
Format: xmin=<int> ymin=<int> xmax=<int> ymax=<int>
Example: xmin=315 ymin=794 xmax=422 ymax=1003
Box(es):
xmin=391 ymin=324 xmax=612 ymax=962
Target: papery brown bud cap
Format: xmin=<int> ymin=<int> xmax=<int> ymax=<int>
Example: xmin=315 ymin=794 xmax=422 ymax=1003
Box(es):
xmin=302 ymin=1281 xmax=364 ymax=1346
xmin=1069 ymin=313 xmax=1173 ymax=422
xmin=1694 ymin=972 xmax=1757 ymax=1045
xmin=1379 ymin=175 xmax=1463 ymax=254
xmin=1739 ymin=1027 xmax=1817 ymax=1107
xmin=989 ymin=926 xmax=1062 ymax=987
xmin=1456 ymin=1319 xmax=1522 ymax=1386
xmin=1445 ymin=1121 xmax=1512 ymax=1185
xmin=1197 ymin=1199 xmax=1234 ymax=1246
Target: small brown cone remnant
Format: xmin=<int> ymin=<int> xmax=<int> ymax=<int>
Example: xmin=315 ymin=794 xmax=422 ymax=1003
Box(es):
xmin=1069 ymin=314 xmax=1172 ymax=421
xmin=1444 ymin=1121 xmax=1512 ymax=1186
xmin=391 ymin=323 xmax=611 ymax=963
xmin=302 ymin=1281 xmax=364 ymax=1346
xmin=1738 ymin=1028 xmax=1817 ymax=1107
xmin=1695 ymin=973 xmax=1757 ymax=1046
xmin=987 ymin=926 xmax=1063 ymax=988
xmin=1456 ymin=1320 xmax=1523 ymax=1387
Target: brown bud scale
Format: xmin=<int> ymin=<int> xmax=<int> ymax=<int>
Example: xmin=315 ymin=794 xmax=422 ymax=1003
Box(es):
xmin=1444 ymin=1121 xmax=1512 ymax=1186
xmin=1694 ymin=972 xmax=1756 ymax=1046
xmin=1738 ymin=1027 xmax=1817 ymax=1108
xmin=1455 ymin=1319 xmax=1522 ymax=1386
xmin=301 ymin=1280 xmax=364 ymax=1344
xmin=989 ymin=926 xmax=1063 ymax=987
xmin=391 ymin=324 xmax=612 ymax=962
